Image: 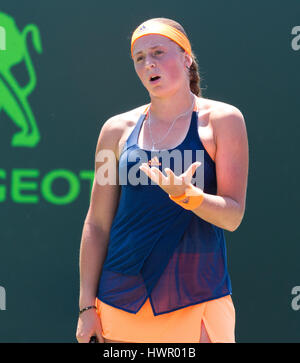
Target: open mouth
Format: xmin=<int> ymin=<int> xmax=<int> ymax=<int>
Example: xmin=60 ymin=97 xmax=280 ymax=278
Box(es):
xmin=150 ymin=75 xmax=161 ymax=82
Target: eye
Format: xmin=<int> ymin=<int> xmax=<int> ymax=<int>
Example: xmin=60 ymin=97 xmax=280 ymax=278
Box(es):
xmin=154 ymin=50 xmax=163 ymax=56
xmin=136 ymin=55 xmax=144 ymax=62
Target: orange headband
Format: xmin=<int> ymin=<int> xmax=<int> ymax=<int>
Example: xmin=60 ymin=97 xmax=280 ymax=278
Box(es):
xmin=131 ymin=22 xmax=192 ymax=58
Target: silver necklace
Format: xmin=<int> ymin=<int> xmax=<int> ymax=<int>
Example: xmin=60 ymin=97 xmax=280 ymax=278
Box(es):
xmin=147 ymin=96 xmax=196 ymax=151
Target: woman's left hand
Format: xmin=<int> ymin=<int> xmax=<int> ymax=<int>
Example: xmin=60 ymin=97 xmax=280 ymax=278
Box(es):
xmin=139 ymin=161 xmax=202 ymax=197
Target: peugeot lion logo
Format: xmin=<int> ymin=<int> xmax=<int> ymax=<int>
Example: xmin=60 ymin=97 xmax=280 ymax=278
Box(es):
xmin=0 ymin=12 xmax=42 ymax=147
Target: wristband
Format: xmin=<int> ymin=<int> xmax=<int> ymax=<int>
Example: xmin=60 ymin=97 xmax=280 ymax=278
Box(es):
xmin=79 ymin=305 xmax=97 ymax=315
xmin=169 ymin=184 xmax=204 ymax=210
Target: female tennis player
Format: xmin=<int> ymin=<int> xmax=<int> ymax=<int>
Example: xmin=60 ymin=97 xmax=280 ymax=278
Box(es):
xmin=76 ymin=17 xmax=248 ymax=343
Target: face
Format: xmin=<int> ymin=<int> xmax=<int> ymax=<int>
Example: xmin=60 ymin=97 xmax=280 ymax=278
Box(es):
xmin=132 ymin=34 xmax=192 ymax=98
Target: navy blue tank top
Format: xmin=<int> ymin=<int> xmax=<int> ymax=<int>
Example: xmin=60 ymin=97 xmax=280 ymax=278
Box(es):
xmin=97 ymin=103 xmax=232 ymax=316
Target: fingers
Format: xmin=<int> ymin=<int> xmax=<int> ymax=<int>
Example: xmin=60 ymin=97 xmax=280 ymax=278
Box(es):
xmin=76 ymin=310 xmax=105 ymax=343
xmin=164 ymin=168 xmax=174 ymax=185
xmin=139 ymin=163 xmax=151 ymax=177
xmin=140 ymin=163 xmax=201 ymax=187
xmin=139 ymin=163 xmax=157 ymax=183
xmin=182 ymin=162 xmax=201 ymax=184
xmin=76 ymin=332 xmax=92 ymax=343
xmin=139 ymin=163 xmax=166 ymax=185
xmin=151 ymin=167 xmax=164 ymax=184
xmin=77 ymin=334 xmax=104 ymax=343
xmin=139 ymin=162 xmax=201 ymax=187
xmin=164 ymin=168 xmax=184 ymax=186
xmin=95 ymin=331 xmax=105 ymax=343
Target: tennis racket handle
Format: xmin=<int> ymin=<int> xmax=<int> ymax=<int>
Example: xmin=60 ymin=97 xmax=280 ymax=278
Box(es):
xmin=89 ymin=335 xmax=98 ymax=343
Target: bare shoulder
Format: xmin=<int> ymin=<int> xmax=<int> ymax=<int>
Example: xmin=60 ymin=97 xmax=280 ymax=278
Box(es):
xmin=207 ymin=98 xmax=245 ymax=127
xmin=199 ymin=97 xmax=244 ymax=121
xmin=199 ymin=97 xmax=247 ymax=140
xmin=96 ymin=104 xmax=149 ymax=156
xmin=99 ymin=104 xmax=146 ymax=137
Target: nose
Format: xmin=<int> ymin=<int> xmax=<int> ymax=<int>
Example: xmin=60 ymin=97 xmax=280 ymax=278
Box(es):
xmin=144 ymin=55 xmax=156 ymax=69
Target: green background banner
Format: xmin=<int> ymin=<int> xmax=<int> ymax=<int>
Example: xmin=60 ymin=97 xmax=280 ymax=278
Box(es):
xmin=0 ymin=0 xmax=299 ymax=342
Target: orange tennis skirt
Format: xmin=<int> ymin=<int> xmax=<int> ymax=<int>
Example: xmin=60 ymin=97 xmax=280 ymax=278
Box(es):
xmin=95 ymin=295 xmax=235 ymax=343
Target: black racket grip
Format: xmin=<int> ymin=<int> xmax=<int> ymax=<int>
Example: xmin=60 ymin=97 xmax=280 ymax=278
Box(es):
xmin=89 ymin=335 xmax=98 ymax=343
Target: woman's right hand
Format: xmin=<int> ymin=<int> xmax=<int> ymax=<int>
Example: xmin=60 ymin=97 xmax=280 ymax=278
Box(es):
xmin=76 ymin=309 xmax=104 ymax=343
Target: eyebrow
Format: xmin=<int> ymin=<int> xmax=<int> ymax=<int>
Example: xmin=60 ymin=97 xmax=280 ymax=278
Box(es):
xmin=133 ymin=45 xmax=164 ymax=56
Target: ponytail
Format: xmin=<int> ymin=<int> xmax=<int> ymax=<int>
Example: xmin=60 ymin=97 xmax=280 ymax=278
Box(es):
xmin=189 ymin=54 xmax=201 ymax=96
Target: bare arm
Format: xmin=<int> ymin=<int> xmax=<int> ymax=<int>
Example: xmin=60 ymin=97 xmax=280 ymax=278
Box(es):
xmin=79 ymin=117 xmax=121 ymax=310
xmin=191 ymin=106 xmax=249 ymax=231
